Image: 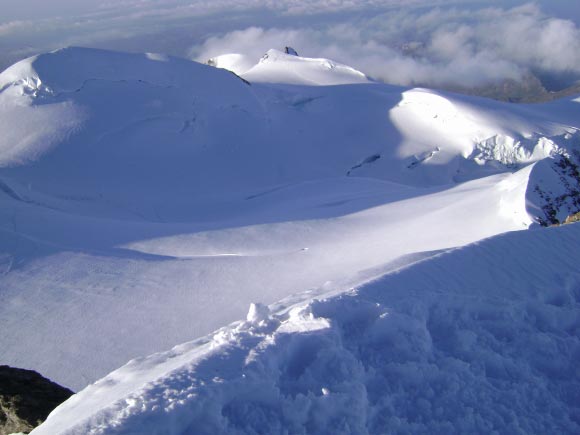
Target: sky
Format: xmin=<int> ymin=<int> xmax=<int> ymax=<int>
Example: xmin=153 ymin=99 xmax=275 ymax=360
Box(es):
xmin=1 ymin=0 xmax=580 ymax=89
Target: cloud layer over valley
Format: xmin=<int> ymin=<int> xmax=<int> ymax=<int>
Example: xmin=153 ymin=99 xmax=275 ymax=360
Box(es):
xmin=192 ymin=3 xmax=580 ymax=90
xmin=2 ymin=1 xmax=580 ymax=94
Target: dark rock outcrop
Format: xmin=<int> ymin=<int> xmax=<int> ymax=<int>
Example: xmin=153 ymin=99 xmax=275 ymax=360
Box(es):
xmin=534 ymin=151 xmax=580 ymax=226
xmin=0 ymin=366 xmax=73 ymax=435
xmin=285 ymin=46 xmax=299 ymax=56
xmin=564 ymin=211 xmax=580 ymax=224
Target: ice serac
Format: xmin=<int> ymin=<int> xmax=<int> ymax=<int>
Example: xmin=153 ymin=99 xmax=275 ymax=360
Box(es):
xmin=0 ymin=47 xmax=580 ymax=393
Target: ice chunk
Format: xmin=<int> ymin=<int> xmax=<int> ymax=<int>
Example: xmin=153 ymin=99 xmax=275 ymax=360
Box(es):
xmin=246 ymin=302 xmax=270 ymax=324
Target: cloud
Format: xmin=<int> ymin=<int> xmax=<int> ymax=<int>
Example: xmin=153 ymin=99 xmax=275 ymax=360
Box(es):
xmin=2 ymin=0 xmax=580 ymax=91
xmin=191 ymin=3 xmax=580 ymax=88
xmin=0 ymin=20 xmax=34 ymax=36
xmin=191 ymin=27 xmax=310 ymax=64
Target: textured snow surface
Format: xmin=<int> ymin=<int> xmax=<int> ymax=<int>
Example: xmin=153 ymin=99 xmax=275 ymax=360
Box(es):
xmin=33 ymin=223 xmax=580 ymax=435
xmin=0 ymin=46 xmax=579 ymax=403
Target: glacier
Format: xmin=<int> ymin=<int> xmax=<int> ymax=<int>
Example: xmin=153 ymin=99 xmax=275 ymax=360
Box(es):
xmin=0 ymin=47 xmax=578 ymax=434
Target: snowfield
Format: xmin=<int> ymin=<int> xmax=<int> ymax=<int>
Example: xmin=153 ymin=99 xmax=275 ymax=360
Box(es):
xmin=0 ymin=47 xmax=578 ymax=433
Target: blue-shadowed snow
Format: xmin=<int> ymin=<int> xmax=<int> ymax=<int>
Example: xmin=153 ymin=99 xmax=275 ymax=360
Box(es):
xmin=32 ymin=222 xmax=580 ymax=434
xmin=0 ymin=46 xmax=579 ymax=395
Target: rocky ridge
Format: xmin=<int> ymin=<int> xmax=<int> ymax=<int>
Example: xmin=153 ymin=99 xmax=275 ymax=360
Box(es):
xmin=0 ymin=366 xmax=73 ymax=435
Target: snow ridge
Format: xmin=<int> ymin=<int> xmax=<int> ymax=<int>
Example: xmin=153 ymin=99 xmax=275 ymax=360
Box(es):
xmin=33 ymin=223 xmax=580 ymax=434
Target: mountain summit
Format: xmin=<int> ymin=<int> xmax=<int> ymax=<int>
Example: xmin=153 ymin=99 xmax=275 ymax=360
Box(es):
xmin=208 ymin=48 xmax=370 ymax=85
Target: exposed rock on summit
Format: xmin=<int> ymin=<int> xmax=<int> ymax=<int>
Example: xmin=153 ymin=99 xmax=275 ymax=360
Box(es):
xmin=285 ymin=46 xmax=299 ymax=56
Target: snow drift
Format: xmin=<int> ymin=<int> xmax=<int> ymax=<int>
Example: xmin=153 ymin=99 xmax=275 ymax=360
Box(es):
xmin=32 ymin=222 xmax=580 ymax=434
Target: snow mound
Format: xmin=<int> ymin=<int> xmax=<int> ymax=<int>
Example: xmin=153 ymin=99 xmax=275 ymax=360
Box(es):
xmin=33 ymin=223 xmax=580 ymax=434
xmin=0 ymin=47 xmax=255 ymax=168
xmin=0 ymin=47 xmax=247 ymax=95
xmin=240 ymin=49 xmax=371 ymax=85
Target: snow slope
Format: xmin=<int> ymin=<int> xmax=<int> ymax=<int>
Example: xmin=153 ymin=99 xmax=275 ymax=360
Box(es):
xmin=242 ymin=49 xmax=370 ymax=86
xmin=209 ymin=49 xmax=371 ymax=86
xmin=32 ymin=222 xmax=580 ymax=434
xmin=0 ymin=47 xmax=579 ymax=395
xmin=207 ymin=53 xmax=256 ymax=76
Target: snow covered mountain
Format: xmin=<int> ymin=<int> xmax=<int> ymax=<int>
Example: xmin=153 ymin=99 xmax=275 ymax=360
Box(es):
xmin=0 ymin=47 xmax=578 ymax=433
xmin=209 ymin=49 xmax=370 ymax=85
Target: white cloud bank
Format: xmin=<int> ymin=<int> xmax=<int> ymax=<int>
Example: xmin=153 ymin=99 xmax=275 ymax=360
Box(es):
xmin=192 ymin=3 xmax=580 ymax=88
xmin=1 ymin=1 xmax=580 ymax=89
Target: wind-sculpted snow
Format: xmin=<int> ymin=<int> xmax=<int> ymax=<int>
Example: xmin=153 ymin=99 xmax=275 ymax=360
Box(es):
xmin=0 ymin=169 xmax=534 ymax=390
xmin=32 ymin=223 xmax=580 ymax=435
xmin=1 ymin=47 xmax=580 ymax=393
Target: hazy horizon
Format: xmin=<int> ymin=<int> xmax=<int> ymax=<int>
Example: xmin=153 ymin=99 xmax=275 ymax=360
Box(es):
xmin=2 ymin=0 xmax=580 ymax=91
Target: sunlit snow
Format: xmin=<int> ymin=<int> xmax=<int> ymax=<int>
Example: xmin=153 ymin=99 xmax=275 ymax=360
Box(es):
xmin=0 ymin=47 xmax=578 ymax=434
